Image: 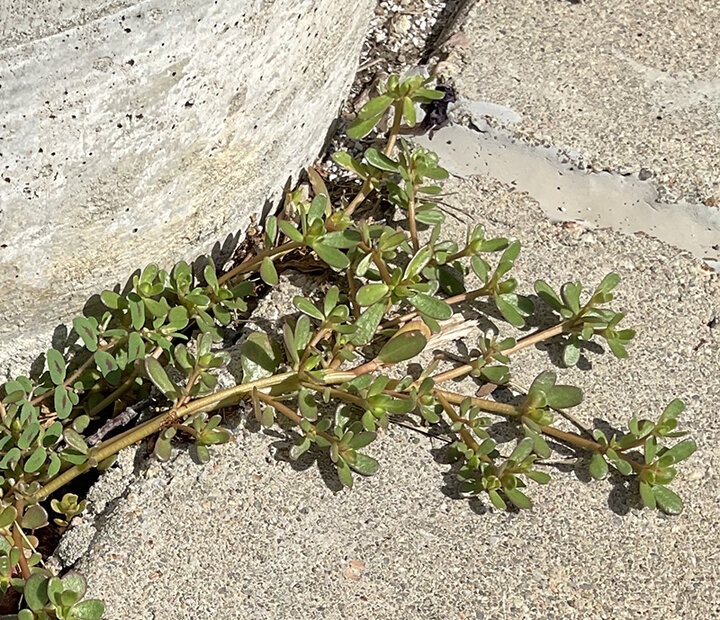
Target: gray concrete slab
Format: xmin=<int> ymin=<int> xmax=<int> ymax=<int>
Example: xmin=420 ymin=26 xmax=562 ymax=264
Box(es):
xmin=440 ymin=0 xmax=720 ymax=206
xmin=0 ymin=0 xmax=374 ymax=378
xmin=69 ymin=174 xmax=720 ymax=619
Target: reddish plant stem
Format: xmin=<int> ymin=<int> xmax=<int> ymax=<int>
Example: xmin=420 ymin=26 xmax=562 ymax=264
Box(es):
xmin=12 ymin=499 xmax=30 ymax=580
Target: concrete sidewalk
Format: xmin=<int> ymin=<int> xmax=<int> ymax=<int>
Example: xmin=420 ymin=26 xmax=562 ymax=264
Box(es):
xmin=60 ymin=2 xmax=720 ymax=618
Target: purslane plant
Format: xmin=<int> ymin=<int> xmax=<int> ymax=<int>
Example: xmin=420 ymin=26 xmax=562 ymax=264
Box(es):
xmin=0 ymin=74 xmax=696 ymax=617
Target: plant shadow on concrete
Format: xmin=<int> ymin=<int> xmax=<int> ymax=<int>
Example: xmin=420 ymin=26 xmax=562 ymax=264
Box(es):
xmin=0 ymin=75 xmax=696 ymax=618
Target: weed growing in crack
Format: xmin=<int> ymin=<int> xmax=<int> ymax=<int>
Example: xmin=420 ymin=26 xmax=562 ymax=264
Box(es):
xmin=0 ymin=74 xmax=696 ymax=617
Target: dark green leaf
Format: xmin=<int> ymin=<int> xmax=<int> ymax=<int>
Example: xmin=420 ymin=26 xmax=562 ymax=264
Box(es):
xmin=364 ymin=148 xmax=399 ymax=172
xmin=377 ymin=330 xmax=427 ymax=365
xmin=639 ymin=481 xmax=656 ymax=509
xmin=54 ymin=385 xmax=73 ymax=419
xmin=546 ymin=385 xmax=583 ymax=409
xmin=653 ymin=485 xmax=683 ymax=515
xmin=351 ymin=303 xmax=385 ymax=346
xmin=293 ymin=296 xmax=324 ymax=321
xmin=495 ymin=294 xmax=524 ymax=327
xmin=589 ymin=453 xmax=608 ymax=480
xmin=71 ymin=317 xmax=97 ymax=353
xmin=94 ymin=350 xmax=118 ymax=378
xmin=534 ymin=280 xmax=563 ymax=311
xmin=356 ymin=94 xmax=393 ymax=120
xmin=240 ymin=333 xmax=282 ymax=382
xmin=409 ymin=293 xmax=452 ymax=320
xmin=504 ymin=487 xmax=532 ymax=509
xmin=127 ymin=332 xmax=145 ymax=362
xmin=313 ymin=243 xmax=349 ymax=270
xmin=356 ymin=283 xmax=389 ymax=307
xmin=347 ymin=113 xmax=384 ymax=140
xmin=129 ymin=297 xmax=145 ymax=330
xmin=46 ymin=349 xmax=66 ymax=385
xmin=145 ymin=358 xmax=178 ymax=399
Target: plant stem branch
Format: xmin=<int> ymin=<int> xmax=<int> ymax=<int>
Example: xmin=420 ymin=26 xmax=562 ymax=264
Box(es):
xmin=12 ymin=500 xmax=30 ymax=580
xmin=218 ymin=240 xmax=303 ymax=285
xmin=31 ymin=340 xmax=117 ymax=407
xmin=34 ymin=369 xmax=357 ymax=501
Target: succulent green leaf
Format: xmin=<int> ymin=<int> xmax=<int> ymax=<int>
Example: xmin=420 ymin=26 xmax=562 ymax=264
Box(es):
xmin=597 ymin=272 xmax=620 ymax=294
xmin=144 ymin=358 xmax=178 ymax=400
xmin=336 ymin=459 xmax=354 ymax=488
xmin=293 ymin=296 xmax=324 ymax=321
xmin=351 ymin=303 xmax=385 ymax=346
xmin=240 ymin=333 xmax=282 ymax=382
xmin=61 ymin=571 xmax=87 ymax=599
xmin=127 ymin=331 xmax=146 ymax=362
xmin=356 ymin=94 xmax=393 ymax=120
xmin=350 ymin=453 xmax=379 ymax=475
xmin=660 ymin=439 xmax=696 ymax=465
xmin=364 ymin=148 xmax=399 ymax=172
xmin=22 ymin=504 xmax=48 ymax=530
xmin=73 ymin=316 xmax=99 ymax=352
xmin=0 ymin=506 xmax=17 ymax=528
xmin=347 ymin=113 xmax=384 ymax=140
xmin=70 ymin=599 xmax=106 ymax=620
xmin=653 ymin=485 xmax=683 ymax=515
xmin=64 ymin=428 xmax=88 ymax=454
xmin=377 ymin=330 xmax=427 ymax=365
xmin=562 ymin=336 xmax=581 ymax=367
xmin=54 ymin=385 xmax=73 ymax=419
xmin=509 ymin=437 xmax=534 ymax=463
xmin=546 ymin=385 xmax=583 ymax=409
xmin=290 ymin=437 xmax=311 ymax=461
xmin=488 ymin=489 xmax=506 ymax=510
xmin=94 ymin=350 xmax=118 ymax=378
xmin=589 ymin=453 xmax=609 ymax=480
xmin=525 ymin=470 xmax=551 ymax=484
xmin=534 ymin=280 xmax=563 ymax=311
xmin=402 ymin=96 xmax=416 ymax=126
xmin=24 ymin=574 xmax=49 ymax=611
xmin=313 ymin=243 xmax=349 ymax=270
xmin=279 ymin=220 xmax=304 ymax=242
xmin=639 ymin=480 xmax=657 ymax=509
xmin=24 ymin=446 xmax=47 ymax=473
xmin=260 ymin=257 xmax=279 ymax=286
xmin=356 ymin=283 xmax=389 ymax=307
xmin=409 ymin=293 xmax=452 ymax=320
xmin=46 ymin=348 xmax=66 ymax=385
xmin=504 ymin=487 xmax=532 ymax=510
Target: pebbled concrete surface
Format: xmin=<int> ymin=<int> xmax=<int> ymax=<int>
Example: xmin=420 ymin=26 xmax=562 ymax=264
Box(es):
xmin=439 ymin=0 xmax=720 ymax=207
xmin=69 ymin=175 xmax=720 ymax=619
xmin=0 ymin=0 xmax=374 ymax=377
